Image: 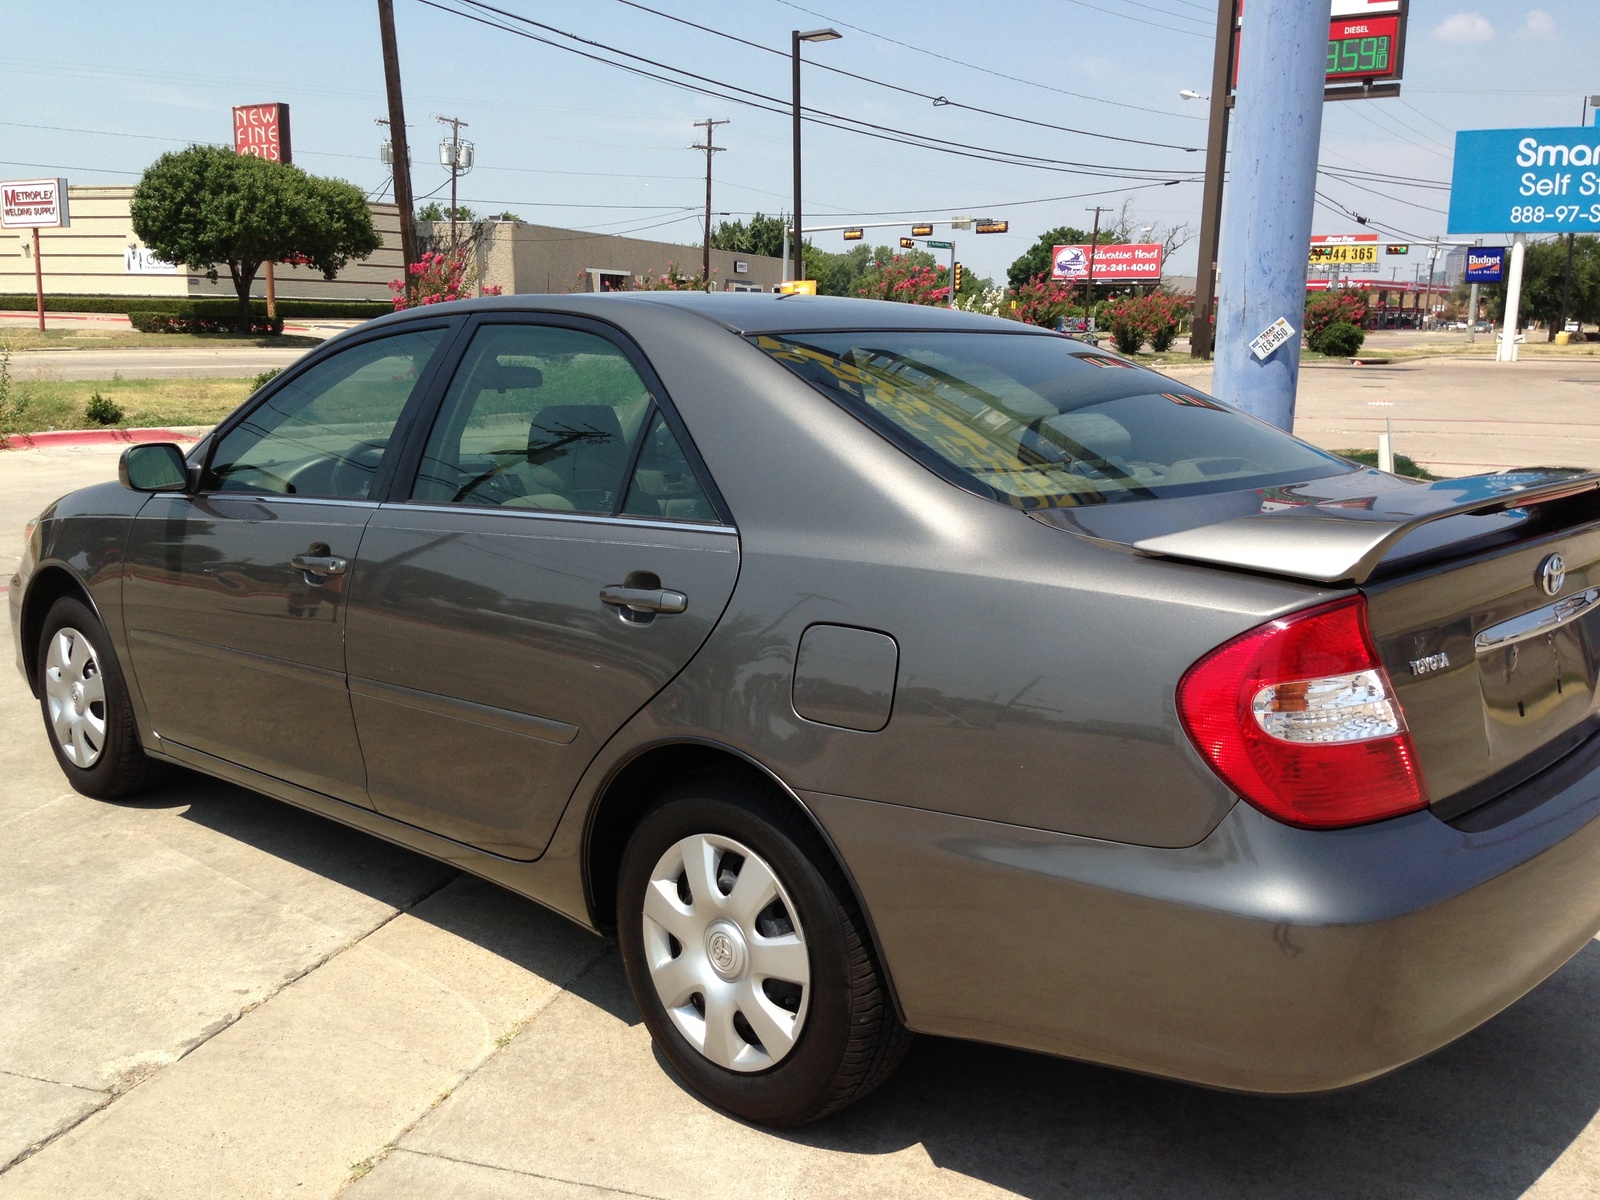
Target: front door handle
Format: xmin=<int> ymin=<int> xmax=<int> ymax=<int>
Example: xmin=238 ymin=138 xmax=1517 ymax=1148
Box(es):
xmin=600 ymin=585 xmax=687 ymax=615
xmin=291 ymin=552 xmax=349 ymax=581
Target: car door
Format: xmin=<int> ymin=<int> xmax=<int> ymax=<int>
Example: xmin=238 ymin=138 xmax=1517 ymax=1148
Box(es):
xmin=121 ymin=323 xmax=455 ymax=804
xmin=345 ymin=315 xmax=740 ymax=858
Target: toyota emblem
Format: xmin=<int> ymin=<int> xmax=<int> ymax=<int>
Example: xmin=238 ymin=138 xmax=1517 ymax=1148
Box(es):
xmin=1540 ymin=553 xmax=1566 ymax=597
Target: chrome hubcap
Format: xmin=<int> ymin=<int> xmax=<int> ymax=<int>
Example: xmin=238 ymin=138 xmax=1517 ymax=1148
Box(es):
xmin=44 ymin=626 xmax=107 ymax=769
xmin=641 ymin=833 xmax=810 ymax=1072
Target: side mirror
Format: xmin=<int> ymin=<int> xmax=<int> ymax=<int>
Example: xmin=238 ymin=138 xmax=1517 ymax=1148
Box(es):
xmin=119 ymin=443 xmax=191 ymax=493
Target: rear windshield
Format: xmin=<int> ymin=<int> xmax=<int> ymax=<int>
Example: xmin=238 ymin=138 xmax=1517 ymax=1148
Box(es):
xmin=753 ymin=331 xmax=1352 ymax=508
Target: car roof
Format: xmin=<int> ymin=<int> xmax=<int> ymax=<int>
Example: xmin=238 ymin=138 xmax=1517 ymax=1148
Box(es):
xmin=368 ymin=291 xmax=1059 ymax=338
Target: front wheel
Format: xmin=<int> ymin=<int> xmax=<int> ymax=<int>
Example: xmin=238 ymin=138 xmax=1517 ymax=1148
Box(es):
xmin=37 ymin=596 xmax=167 ymax=799
xmin=617 ymin=772 xmax=911 ymax=1126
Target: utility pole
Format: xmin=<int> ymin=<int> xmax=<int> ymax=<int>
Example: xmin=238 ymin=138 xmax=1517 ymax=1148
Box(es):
xmin=376 ymin=0 xmax=417 ymax=282
xmin=1190 ymin=0 xmax=1239 ymax=359
xmin=437 ymin=115 xmax=470 ymax=245
xmin=1212 ymin=0 xmax=1328 ymax=431
xmin=691 ymin=118 xmax=729 ymax=290
xmin=1084 ymin=206 xmax=1111 ymax=320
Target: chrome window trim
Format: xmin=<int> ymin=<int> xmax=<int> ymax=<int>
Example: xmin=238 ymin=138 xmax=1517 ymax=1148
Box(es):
xmin=189 ymin=493 xmax=383 ymax=511
xmin=1474 ymin=588 xmax=1600 ymax=654
xmin=383 ymin=500 xmax=736 ymax=537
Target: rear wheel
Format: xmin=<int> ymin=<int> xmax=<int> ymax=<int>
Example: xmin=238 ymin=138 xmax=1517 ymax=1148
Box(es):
xmin=37 ymin=597 xmax=167 ymax=799
xmin=617 ymin=771 xmax=911 ymax=1125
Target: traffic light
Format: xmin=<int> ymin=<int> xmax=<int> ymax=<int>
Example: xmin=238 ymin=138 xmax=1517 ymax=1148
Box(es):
xmin=953 ymin=262 xmax=964 ymax=292
xmin=899 ymin=237 xmax=915 ymax=249
xmin=843 ymin=227 xmax=864 ymax=240
xmin=1386 ymin=243 xmax=1410 ymax=255
xmin=911 ymin=224 xmax=934 ymax=237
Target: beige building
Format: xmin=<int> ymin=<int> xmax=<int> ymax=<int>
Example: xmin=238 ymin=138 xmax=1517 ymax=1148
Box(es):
xmin=0 ymin=185 xmax=404 ymax=302
xmin=0 ymin=185 xmax=783 ymax=303
xmin=463 ymin=219 xmax=784 ymax=295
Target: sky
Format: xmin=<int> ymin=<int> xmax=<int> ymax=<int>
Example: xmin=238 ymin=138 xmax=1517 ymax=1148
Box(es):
xmin=3 ymin=0 xmax=1598 ymax=285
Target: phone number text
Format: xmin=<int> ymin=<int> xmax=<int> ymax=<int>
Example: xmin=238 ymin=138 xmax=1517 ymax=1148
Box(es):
xmin=1507 ymin=205 xmax=1600 ymax=225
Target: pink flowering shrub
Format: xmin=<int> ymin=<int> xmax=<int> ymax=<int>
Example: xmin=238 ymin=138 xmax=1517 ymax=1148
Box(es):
xmin=855 ymin=255 xmax=951 ymax=306
xmin=389 ymin=250 xmax=503 ymax=310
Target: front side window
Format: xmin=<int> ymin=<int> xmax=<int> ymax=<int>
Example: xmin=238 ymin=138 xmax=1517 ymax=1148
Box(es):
xmin=754 ymin=331 xmax=1352 ymax=509
xmin=208 ymin=328 xmax=446 ymax=498
xmin=413 ymin=322 xmax=716 ymax=521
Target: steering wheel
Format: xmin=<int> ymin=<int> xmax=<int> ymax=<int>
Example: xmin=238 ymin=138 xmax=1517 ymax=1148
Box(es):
xmin=330 ymin=440 xmax=387 ymax=500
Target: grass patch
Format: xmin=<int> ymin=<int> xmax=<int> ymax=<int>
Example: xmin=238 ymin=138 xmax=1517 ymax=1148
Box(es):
xmin=3 ymin=376 xmax=254 ymax=433
xmin=1336 ymin=448 xmax=1440 ymax=480
xmin=0 ymin=328 xmax=322 ymax=352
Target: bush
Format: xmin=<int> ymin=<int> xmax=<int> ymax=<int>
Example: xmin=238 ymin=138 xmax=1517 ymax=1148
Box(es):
xmin=1006 ymin=274 xmax=1078 ymax=328
xmin=1336 ymin=448 xmax=1437 ymax=480
xmin=1101 ymin=292 xmax=1191 ymax=356
xmin=1316 ymin=321 xmax=1365 ymax=357
xmin=84 ymin=391 xmax=124 ymax=426
xmin=0 ymin=339 xmax=28 ymax=438
xmin=0 ymin=295 xmax=391 ymax=320
xmin=1305 ymin=291 xmax=1368 ymax=349
xmin=251 ymin=368 xmax=283 ymax=391
xmin=129 ymin=304 xmax=284 ymax=335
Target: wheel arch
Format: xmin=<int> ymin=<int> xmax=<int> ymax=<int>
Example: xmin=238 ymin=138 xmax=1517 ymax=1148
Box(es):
xmin=582 ymin=737 xmax=907 ymax=1023
xmin=19 ymin=564 xmax=102 ymax=696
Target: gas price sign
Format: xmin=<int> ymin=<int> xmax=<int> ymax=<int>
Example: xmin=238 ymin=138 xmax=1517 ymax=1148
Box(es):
xmin=1309 ymin=233 xmax=1379 ymax=265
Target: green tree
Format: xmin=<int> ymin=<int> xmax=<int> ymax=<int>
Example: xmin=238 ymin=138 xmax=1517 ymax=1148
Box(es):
xmin=132 ymin=145 xmax=380 ymax=333
xmin=709 ymin=212 xmax=789 ymax=259
xmin=1006 ymin=225 xmax=1124 ymax=290
xmin=807 ymin=243 xmax=874 ymax=296
xmin=1479 ymin=236 xmax=1600 ymax=338
xmin=417 ymin=202 xmax=478 ymax=223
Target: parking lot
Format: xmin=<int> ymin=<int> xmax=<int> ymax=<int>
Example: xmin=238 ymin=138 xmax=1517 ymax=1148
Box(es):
xmin=5 ymin=354 xmax=1600 ymax=1197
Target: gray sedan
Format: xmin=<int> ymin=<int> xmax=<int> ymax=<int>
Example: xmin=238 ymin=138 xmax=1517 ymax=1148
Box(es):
xmin=13 ymin=293 xmax=1600 ymax=1125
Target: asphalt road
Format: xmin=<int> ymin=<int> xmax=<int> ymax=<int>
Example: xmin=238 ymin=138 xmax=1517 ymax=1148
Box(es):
xmin=4 ymin=379 xmax=1600 ymax=1197
xmin=10 ymin=345 xmax=315 ymax=381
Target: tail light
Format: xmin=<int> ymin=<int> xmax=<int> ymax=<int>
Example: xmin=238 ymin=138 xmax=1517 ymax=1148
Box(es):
xmin=1177 ymin=596 xmax=1428 ymax=829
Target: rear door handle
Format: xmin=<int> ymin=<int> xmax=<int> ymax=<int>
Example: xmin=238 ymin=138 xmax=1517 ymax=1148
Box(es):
xmin=291 ymin=553 xmax=349 ymax=581
xmin=599 ymin=585 xmax=687 ymax=614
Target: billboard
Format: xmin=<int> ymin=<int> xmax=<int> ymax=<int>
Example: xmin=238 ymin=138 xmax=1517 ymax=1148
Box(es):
xmin=1051 ymin=243 xmax=1163 ymax=282
xmin=1309 ymin=233 xmax=1379 ymax=265
xmin=1449 ymin=126 xmax=1600 ymax=235
xmin=1 ymin=178 xmax=69 ymax=228
xmin=1464 ymin=247 xmax=1506 ymax=284
xmin=233 ymin=103 xmax=293 ymax=163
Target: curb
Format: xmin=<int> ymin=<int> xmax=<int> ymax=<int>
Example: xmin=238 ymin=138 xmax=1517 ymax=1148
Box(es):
xmin=1 ymin=427 xmax=201 ymax=451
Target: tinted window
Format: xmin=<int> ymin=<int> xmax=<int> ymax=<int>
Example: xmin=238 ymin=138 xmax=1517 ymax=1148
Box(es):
xmin=413 ymin=324 xmax=652 ymax=513
xmin=209 ymin=329 xmax=445 ymax=498
xmin=754 ymin=332 xmax=1352 ymax=509
xmin=622 ymin=410 xmax=717 ymax=523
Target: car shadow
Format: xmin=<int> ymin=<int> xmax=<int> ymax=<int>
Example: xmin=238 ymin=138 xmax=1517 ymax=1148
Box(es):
xmin=781 ymin=941 xmax=1600 ymax=1199
xmin=147 ymin=771 xmax=1600 ymax=1197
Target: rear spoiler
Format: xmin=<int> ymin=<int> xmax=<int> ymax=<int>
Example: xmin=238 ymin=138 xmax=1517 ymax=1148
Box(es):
xmin=1032 ymin=469 xmax=1600 ymax=586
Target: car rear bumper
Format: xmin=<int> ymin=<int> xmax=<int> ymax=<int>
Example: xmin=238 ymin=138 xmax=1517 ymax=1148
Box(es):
xmin=804 ymin=752 xmax=1600 ymax=1093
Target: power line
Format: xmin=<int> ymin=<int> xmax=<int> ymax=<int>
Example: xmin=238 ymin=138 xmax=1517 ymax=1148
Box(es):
xmin=423 ymin=0 xmax=1204 ymax=183
xmin=1104 ymin=0 xmax=1212 ymax=28
xmin=763 ymin=0 xmax=1207 ymax=121
xmin=1057 ymin=0 xmax=1209 ymax=38
xmin=603 ymin=0 xmax=1203 ymax=152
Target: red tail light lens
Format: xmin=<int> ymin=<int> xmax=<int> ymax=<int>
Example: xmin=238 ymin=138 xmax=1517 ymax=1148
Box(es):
xmin=1177 ymin=596 xmax=1428 ymax=829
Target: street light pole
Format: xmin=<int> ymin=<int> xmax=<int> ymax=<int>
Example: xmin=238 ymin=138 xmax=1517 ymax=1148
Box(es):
xmin=1188 ymin=0 xmax=1239 ymax=359
xmin=1560 ymin=95 xmax=1600 ymax=337
xmin=791 ymin=27 xmax=841 ymax=284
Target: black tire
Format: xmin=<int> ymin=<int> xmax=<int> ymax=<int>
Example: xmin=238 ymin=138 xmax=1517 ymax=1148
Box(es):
xmin=36 ymin=596 xmax=167 ymax=800
xmin=617 ymin=769 xmax=911 ymax=1126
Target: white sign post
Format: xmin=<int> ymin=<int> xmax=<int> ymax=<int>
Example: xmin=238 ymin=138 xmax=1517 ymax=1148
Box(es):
xmin=1 ymin=178 xmax=70 ymax=332
xmin=1497 ymin=234 xmax=1527 ymax=363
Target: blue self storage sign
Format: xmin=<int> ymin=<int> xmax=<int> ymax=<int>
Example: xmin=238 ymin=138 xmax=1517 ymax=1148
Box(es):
xmin=1449 ymin=127 xmax=1600 ymax=234
xmin=1464 ymin=247 xmax=1505 ymax=283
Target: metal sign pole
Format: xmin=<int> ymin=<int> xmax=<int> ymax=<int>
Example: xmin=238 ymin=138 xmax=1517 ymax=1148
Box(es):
xmin=1497 ymin=234 xmax=1527 ymax=363
xmin=32 ymin=226 xmax=44 ymax=332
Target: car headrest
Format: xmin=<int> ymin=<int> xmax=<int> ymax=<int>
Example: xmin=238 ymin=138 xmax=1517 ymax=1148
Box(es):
xmin=528 ymin=405 xmax=624 ymax=453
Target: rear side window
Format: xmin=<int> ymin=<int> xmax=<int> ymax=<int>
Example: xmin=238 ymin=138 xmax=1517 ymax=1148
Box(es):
xmin=753 ymin=331 xmax=1352 ymax=509
xmin=412 ymin=322 xmax=720 ymax=522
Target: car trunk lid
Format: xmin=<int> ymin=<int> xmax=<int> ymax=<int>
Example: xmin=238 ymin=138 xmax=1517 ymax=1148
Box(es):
xmin=1032 ymin=467 xmax=1600 ymax=813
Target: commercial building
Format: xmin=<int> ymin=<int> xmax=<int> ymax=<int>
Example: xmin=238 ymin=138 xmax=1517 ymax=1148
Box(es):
xmin=0 ymin=185 xmax=784 ymax=303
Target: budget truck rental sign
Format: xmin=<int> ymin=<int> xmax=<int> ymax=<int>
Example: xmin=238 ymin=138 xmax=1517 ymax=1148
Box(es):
xmin=1448 ymin=126 xmax=1600 ymax=234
